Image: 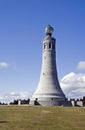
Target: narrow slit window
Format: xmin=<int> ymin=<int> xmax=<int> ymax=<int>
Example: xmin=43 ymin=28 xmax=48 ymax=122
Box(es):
xmin=52 ymin=44 xmax=55 ymax=49
xmin=44 ymin=44 xmax=46 ymax=49
xmin=49 ymin=43 xmax=51 ymax=49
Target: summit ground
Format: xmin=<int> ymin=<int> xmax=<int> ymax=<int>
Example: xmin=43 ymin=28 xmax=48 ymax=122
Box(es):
xmin=0 ymin=105 xmax=85 ymax=130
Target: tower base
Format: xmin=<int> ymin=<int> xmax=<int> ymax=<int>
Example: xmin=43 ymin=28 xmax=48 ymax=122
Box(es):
xmin=30 ymin=97 xmax=71 ymax=106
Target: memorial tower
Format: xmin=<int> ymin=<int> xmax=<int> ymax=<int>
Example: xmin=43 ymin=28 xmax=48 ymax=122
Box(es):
xmin=30 ymin=25 xmax=68 ymax=106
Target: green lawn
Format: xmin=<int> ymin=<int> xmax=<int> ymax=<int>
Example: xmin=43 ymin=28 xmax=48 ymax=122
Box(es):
xmin=0 ymin=105 xmax=85 ymax=130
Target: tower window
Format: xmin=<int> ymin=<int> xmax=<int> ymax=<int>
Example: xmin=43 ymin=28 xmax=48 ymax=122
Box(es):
xmin=49 ymin=43 xmax=51 ymax=49
xmin=52 ymin=44 xmax=55 ymax=49
xmin=44 ymin=44 xmax=46 ymax=49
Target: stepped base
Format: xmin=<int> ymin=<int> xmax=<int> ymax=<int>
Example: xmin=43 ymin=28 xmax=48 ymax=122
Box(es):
xmin=30 ymin=97 xmax=71 ymax=106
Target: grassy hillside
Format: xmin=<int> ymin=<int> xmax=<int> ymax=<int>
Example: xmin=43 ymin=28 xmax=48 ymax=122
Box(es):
xmin=0 ymin=105 xmax=85 ymax=130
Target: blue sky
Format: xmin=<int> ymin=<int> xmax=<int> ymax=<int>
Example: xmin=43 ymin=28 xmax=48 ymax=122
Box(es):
xmin=0 ymin=0 xmax=85 ymax=103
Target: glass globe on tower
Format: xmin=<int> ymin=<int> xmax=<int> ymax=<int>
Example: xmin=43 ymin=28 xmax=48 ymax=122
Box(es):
xmin=45 ymin=25 xmax=54 ymax=36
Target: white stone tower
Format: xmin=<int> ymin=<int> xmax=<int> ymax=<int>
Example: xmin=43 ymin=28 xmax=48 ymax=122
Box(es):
xmin=30 ymin=25 xmax=68 ymax=106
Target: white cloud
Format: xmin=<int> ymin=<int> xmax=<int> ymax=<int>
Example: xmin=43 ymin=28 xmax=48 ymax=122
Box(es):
xmin=60 ymin=72 xmax=85 ymax=99
xmin=0 ymin=96 xmax=3 ymax=100
xmin=0 ymin=91 xmax=32 ymax=103
xmin=77 ymin=61 xmax=85 ymax=70
xmin=0 ymin=62 xmax=9 ymax=68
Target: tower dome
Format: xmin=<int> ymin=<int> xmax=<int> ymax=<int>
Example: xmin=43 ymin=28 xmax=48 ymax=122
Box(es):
xmin=45 ymin=25 xmax=54 ymax=36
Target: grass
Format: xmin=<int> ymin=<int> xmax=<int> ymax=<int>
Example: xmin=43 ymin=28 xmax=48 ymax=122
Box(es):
xmin=0 ymin=105 xmax=85 ymax=130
